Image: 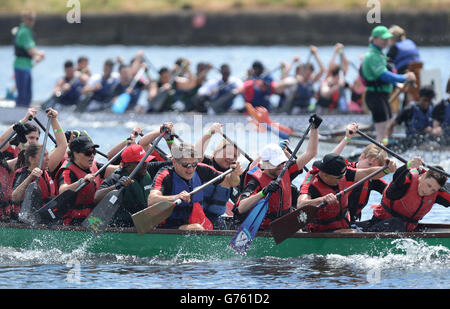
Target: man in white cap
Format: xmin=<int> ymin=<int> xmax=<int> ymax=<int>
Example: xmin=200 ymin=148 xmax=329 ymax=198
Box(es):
xmin=233 ymin=115 xmax=321 ymax=230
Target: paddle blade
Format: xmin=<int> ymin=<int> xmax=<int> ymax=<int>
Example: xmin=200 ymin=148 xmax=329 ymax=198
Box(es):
xmin=150 ymin=90 xmax=170 ymax=112
xmin=131 ymin=201 xmax=176 ymax=236
xmin=18 ymin=183 xmax=42 ymax=226
xmin=111 ymin=93 xmax=131 ymax=114
xmin=270 ymin=205 xmax=319 ymax=244
xmin=35 ymin=189 xmax=76 ymax=223
xmin=82 ymin=189 xmax=122 ymax=236
xmin=229 ymin=197 xmax=269 ymax=255
xmin=210 ymin=92 xmax=236 ymax=114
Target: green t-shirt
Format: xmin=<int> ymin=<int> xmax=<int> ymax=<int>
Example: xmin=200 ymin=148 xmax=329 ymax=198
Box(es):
xmin=361 ymin=43 xmax=393 ymax=93
xmin=13 ymin=23 xmax=35 ymax=70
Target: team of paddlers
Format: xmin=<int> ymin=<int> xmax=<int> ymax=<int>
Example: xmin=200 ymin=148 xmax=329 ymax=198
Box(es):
xmin=0 ymin=106 xmax=449 ymax=234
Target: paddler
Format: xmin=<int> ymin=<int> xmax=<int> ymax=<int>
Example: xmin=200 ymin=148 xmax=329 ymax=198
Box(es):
xmin=55 ymin=134 xmax=118 ymax=225
xmin=148 ymin=142 xmax=242 ymax=230
xmin=363 ymin=157 xmax=450 ymax=232
xmin=297 ymin=153 xmax=396 ymax=232
xmin=234 ymin=115 xmax=321 ymax=230
xmin=9 ymin=108 xmax=67 ymax=220
xmin=94 ymin=144 xmax=154 ymax=227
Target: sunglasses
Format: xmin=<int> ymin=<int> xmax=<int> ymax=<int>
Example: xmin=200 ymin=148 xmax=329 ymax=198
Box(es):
xmin=179 ymin=161 xmax=199 ymax=168
xmin=83 ymin=148 xmax=97 ymax=156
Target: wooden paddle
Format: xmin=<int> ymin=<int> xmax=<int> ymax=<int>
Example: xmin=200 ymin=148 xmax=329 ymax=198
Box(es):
xmin=270 ymin=163 xmax=389 ymax=244
xmin=357 ymin=129 xmax=450 ymax=178
xmin=34 ymin=144 xmax=128 ymax=224
xmin=132 ymin=168 xmax=234 ymax=236
xmin=229 ymin=121 xmax=313 ymax=255
xmin=112 ymin=65 xmax=146 ymax=114
xmin=82 ymin=132 xmax=167 ymax=235
xmin=18 ymin=114 xmax=52 ymax=226
xmin=389 ymin=80 xmax=414 ymax=105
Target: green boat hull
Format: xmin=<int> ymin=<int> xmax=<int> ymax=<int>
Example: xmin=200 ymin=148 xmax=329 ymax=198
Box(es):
xmin=1 ymin=223 xmax=450 ymax=258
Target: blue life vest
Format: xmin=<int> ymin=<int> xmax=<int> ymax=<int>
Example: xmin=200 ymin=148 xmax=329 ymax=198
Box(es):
xmin=114 ymin=83 xmax=142 ymax=111
xmin=406 ymin=105 xmax=433 ymax=136
xmin=60 ymin=77 xmax=83 ymax=106
xmin=203 ymin=184 xmax=231 ymax=216
xmin=442 ymin=100 xmax=450 ymax=133
xmin=244 ymin=81 xmax=272 ymax=111
xmin=394 ymin=39 xmax=420 ymax=72
xmin=165 ymin=170 xmax=204 ymax=227
xmin=91 ymin=76 xmax=119 ymax=103
xmin=294 ymin=81 xmax=314 ymax=108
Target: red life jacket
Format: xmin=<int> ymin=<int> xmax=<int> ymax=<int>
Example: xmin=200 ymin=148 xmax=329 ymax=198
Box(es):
xmin=151 ymin=149 xmax=165 ymax=162
xmin=347 ymin=161 xmax=376 ymax=220
xmin=4 ymin=167 xmax=56 ymax=218
xmin=0 ymin=166 xmax=12 ymax=220
xmin=55 ymin=160 xmax=102 ymax=225
xmin=16 ymin=167 xmax=56 ymax=201
xmin=302 ymin=168 xmax=351 ymax=232
xmin=6 ymin=146 xmax=20 ymax=159
xmin=372 ymin=170 xmax=437 ymax=232
xmin=243 ymin=165 xmax=292 ymax=229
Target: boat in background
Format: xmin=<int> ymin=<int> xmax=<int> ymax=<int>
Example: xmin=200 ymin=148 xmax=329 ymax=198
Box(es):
xmin=0 ymin=99 xmax=373 ymax=130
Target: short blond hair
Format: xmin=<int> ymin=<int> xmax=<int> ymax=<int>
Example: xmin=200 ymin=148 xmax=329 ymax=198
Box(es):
xmin=361 ymin=144 xmax=387 ymax=165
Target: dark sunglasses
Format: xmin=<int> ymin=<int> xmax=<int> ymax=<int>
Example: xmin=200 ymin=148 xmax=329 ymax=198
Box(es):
xmin=83 ymin=148 xmax=97 ymax=156
xmin=179 ymin=161 xmax=199 ymax=168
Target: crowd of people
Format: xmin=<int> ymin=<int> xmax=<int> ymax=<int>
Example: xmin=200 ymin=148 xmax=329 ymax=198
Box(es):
xmin=0 ymin=107 xmax=449 ymax=233
xmin=15 ymin=10 xmax=446 ymax=130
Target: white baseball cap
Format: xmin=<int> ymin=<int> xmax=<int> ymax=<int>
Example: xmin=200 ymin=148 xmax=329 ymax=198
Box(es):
xmin=260 ymin=144 xmax=288 ymax=169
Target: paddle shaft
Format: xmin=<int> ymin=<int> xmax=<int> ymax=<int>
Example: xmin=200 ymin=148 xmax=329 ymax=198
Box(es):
xmin=131 ymin=133 xmax=165 ymax=180
xmin=220 ymin=132 xmax=253 ymax=163
xmin=36 ymin=115 xmax=52 ymax=180
xmin=128 ymin=66 xmax=146 ymax=91
xmin=357 ymin=130 xmax=450 ymax=178
xmin=280 ymin=122 xmax=313 ymax=180
xmin=0 ymin=131 xmax=17 ymax=150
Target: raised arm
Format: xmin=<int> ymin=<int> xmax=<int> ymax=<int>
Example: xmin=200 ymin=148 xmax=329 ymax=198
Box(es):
xmin=332 ymin=123 xmax=359 ymax=155
xmin=47 ymin=108 xmax=68 ymax=173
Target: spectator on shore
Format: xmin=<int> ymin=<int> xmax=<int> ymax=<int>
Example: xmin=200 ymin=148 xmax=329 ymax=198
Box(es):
xmin=13 ymin=11 xmax=45 ymax=107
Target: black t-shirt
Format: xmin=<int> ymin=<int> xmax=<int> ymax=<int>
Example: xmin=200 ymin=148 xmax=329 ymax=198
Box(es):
xmin=431 ymin=99 xmax=450 ymax=124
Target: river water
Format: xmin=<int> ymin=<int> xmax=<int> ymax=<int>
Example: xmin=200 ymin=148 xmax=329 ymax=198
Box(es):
xmin=1 ymin=45 xmax=450 ymax=291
